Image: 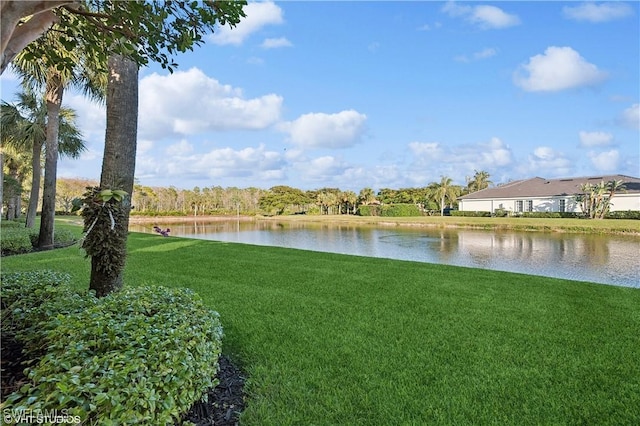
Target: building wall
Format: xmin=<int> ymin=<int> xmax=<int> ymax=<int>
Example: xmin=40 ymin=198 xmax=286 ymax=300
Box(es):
xmin=610 ymin=193 xmax=640 ymax=211
xmin=459 ymin=194 xmax=640 ymax=213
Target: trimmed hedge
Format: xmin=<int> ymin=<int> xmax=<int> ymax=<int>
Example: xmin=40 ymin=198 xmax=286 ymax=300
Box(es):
xmin=1 ymin=271 xmax=224 ymax=425
xmin=0 ymin=227 xmax=36 ymax=255
xmin=519 ymin=212 xmax=578 ymax=218
xmin=605 ymin=210 xmax=640 ymax=220
xmin=450 ymin=211 xmax=491 ymax=217
xmin=359 ymin=204 xmax=422 ymax=217
xmin=0 ymin=222 xmax=78 ymax=255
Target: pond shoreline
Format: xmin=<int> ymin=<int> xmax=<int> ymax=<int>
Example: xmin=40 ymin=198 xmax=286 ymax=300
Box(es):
xmin=128 ymin=214 xmax=640 ymax=236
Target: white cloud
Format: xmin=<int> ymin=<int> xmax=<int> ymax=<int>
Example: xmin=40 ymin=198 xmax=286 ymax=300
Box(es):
xmin=165 ymin=140 xmax=193 ymax=156
xmin=526 ymin=146 xmax=573 ymax=176
xmin=261 ymin=37 xmax=292 ymax=49
xmin=588 ymin=149 xmax=620 ymax=172
xmin=513 ymin=46 xmax=607 ymax=92
xmin=209 ymin=1 xmax=284 ymax=45
xmin=563 ymin=2 xmax=634 ymax=22
xmin=455 ymin=47 xmax=497 ymax=62
xmin=442 ymin=2 xmax=520 ymax=29
xmin=619 ymin=103 xmax=640 ymax=130
xmin=300 ymin=156 xmax=349 ymax=181
xmin=409 ymin=137 xmax=513 ymax=178
xmin=140 ymin=143 xmax=287 ymax=183
xmin=579 ymin=131 xmax=613 ymax=147
xmin=139 ymin=68 xmax=282 ymax=139
xmin=417 ymin=22 xmax=442 ymax=31
xmin=408 ymin=141 xmax=443 ymax=158
xmin=281 ymin=110 xmax=367 ymax=149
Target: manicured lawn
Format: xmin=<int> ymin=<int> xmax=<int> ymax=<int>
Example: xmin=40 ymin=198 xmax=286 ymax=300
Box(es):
xmin=2 ymin=229 xmax=639 ymax=425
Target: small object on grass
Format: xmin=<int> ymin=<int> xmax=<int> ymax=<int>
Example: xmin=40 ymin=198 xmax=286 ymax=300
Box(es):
xmin=153 ymin=226 xmax=171 ymax=237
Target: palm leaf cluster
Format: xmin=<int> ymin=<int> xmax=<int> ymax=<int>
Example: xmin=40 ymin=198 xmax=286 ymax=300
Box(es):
xmin=576 ymin=180 xmax=626 ymax=219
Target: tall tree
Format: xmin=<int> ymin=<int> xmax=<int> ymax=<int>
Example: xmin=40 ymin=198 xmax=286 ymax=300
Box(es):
xmin=85 ymin=54 xmax=137 ymax=296
xmin=1 ymin=89 xmax=84 ymax=227
xmin=83 ymin=2 xmax=246 ymax=297
xmin=466 ymin=170 xmax=492 ymax=193
xmin=358 ymin=187 xmax=377 ymax=206
xmin=431 ymin=176 xmax=460 ymax=216
xmin=576 ymin=179 xmax=626 ymax=219
xmin=12 ymin=30 xmax=104 ymax=245
xmin=6 ymin=0 xmax=247 ymax=295
xmin=0 ymin=145 xmax=29 ymax=219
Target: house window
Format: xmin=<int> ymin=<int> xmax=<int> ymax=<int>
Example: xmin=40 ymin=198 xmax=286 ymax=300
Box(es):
xmin=515 ymin=200 xmax=523 ymax=212
xmin=559 ymin=199 xmax=566 ymax=212
xmin=526 ymin=200 xmax=533 ymax=212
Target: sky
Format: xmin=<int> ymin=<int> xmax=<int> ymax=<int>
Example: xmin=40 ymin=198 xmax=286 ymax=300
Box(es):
xmin=1 ymin=1 xmax=639 ymax=192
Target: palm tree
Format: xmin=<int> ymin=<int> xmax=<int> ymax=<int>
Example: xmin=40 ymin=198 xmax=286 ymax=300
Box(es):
xmin=431 ymin=176 xmax=460 ymax=216
xmin=87 ymin=54 xmax=138 ymax=297
xmin=341 ymin=190 xmax=357 ymax=214
xmin=1 ymin=88 xmax=84 ymax=227
xmin=0 ymin=145 xmax=29 ymax=219
xmin=12 ymin=29 xmax=105 ymax=247
xmin=466 ymin=170 xmax=492 ymax=193
xmin=358 ymin=187 xmax=377 ymax=206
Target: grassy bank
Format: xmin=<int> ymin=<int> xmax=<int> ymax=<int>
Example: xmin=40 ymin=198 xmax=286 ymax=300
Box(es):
xmin=257 ymin=214 xmax=640 ymax=235
xmin=2 ymin=230 xmax=639 ymax=424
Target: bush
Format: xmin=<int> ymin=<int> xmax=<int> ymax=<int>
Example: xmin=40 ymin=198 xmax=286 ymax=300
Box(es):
xmin=54 ymin=228 xmax=79 ymax=246
xmin=1 ymin=225 xmax=77 ymax=255
xmin=606 ymin=210 xmax=640 ymax=220
xmin=1 ymin=272 xmax=224 ymax=425
xmin=1 ymin=271 xmax=92 ymax=353
xmin=450 ymin=211 xmax=491 ymax=217
xmin=358 ymin=205 xmax=379 ymax=216
xmin=0 ymin=227 xmax=34 ymax=255
xmin=520 ymin=212 xmax=579 ymax=219
xmin=380 ymin=204 xmax=422 ymax=217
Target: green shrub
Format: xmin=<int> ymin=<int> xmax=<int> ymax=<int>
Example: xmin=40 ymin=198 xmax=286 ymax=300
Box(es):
xmin=380 ymin=204 xmax=422 ymax=217
xmin=1 ymin=274 xmax=224 ymax=425
xmin=606 ymin=210 xmax=640 ymax=220
xmin=494 ymin=208 xmax=509 ymax=217
xmin=520 ymin=212 xmax=579 ymax=219
xmin=54 ymin=228 xmax=79 ymax=246
xmin=0 ymin=227 xmax=34 ymax=255
xmin=1 ymin=271 xmax=92 ymax=353
xmin=358 ymin=205 xmax=379 ymax=216
xmin=0 ymin=220 xmax=23 ymax=228
xmin=450 ymin=211 xmax=491 ymax=217
xmin=359 ymin=204 xmax=424 ymax=217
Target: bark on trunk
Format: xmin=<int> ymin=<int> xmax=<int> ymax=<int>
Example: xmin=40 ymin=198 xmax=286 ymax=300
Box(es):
xmin=89 ymin=54 xmax=138 ymax=297
xmin=26 ymin=141 xmax=43 ymax=228
xmin=5 ymin=160 xmax=19 ymax=220
xmin=37 ymin=72 xmax=63 ymax=249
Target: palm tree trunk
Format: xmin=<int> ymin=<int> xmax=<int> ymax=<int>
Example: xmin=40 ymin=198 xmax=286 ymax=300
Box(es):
xmin=5 ymin=160 xmax=19 ymax=220
xmin=26 ymin=140 xmax=43 ymax=228
xmin=89 ymin=54 xmax=138 ymax=297
xmin=37 ymin=72 xmax=63 ymax=249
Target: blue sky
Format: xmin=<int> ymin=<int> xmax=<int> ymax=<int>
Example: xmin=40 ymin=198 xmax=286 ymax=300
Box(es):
xmin=2 ymin=1 xmax=639 ymax=191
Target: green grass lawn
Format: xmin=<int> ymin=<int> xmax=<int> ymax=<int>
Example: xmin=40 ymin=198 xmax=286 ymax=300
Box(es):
xmin=2 ymin=227 xmax=639 ymax=425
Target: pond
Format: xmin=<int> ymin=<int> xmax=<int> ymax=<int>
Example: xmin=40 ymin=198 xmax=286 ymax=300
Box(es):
xmin=130 ymin=220 xmax=640 ymax=288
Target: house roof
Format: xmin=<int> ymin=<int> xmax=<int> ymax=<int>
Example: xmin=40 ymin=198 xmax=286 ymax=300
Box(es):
xmin=460 ymin=175 xmax=640 ymax=200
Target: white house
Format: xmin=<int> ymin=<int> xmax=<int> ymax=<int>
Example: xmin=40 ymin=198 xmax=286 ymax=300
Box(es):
xmin=458 ymin=175 xmax=640 ymax=214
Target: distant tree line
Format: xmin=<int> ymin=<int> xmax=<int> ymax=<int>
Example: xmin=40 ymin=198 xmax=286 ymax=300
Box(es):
xmin=17 ymin=170 xmax=491 ymax=217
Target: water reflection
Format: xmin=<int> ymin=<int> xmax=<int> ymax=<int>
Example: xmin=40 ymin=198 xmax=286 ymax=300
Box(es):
xmin=130 ymin=220 xmax=639 ymax=288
